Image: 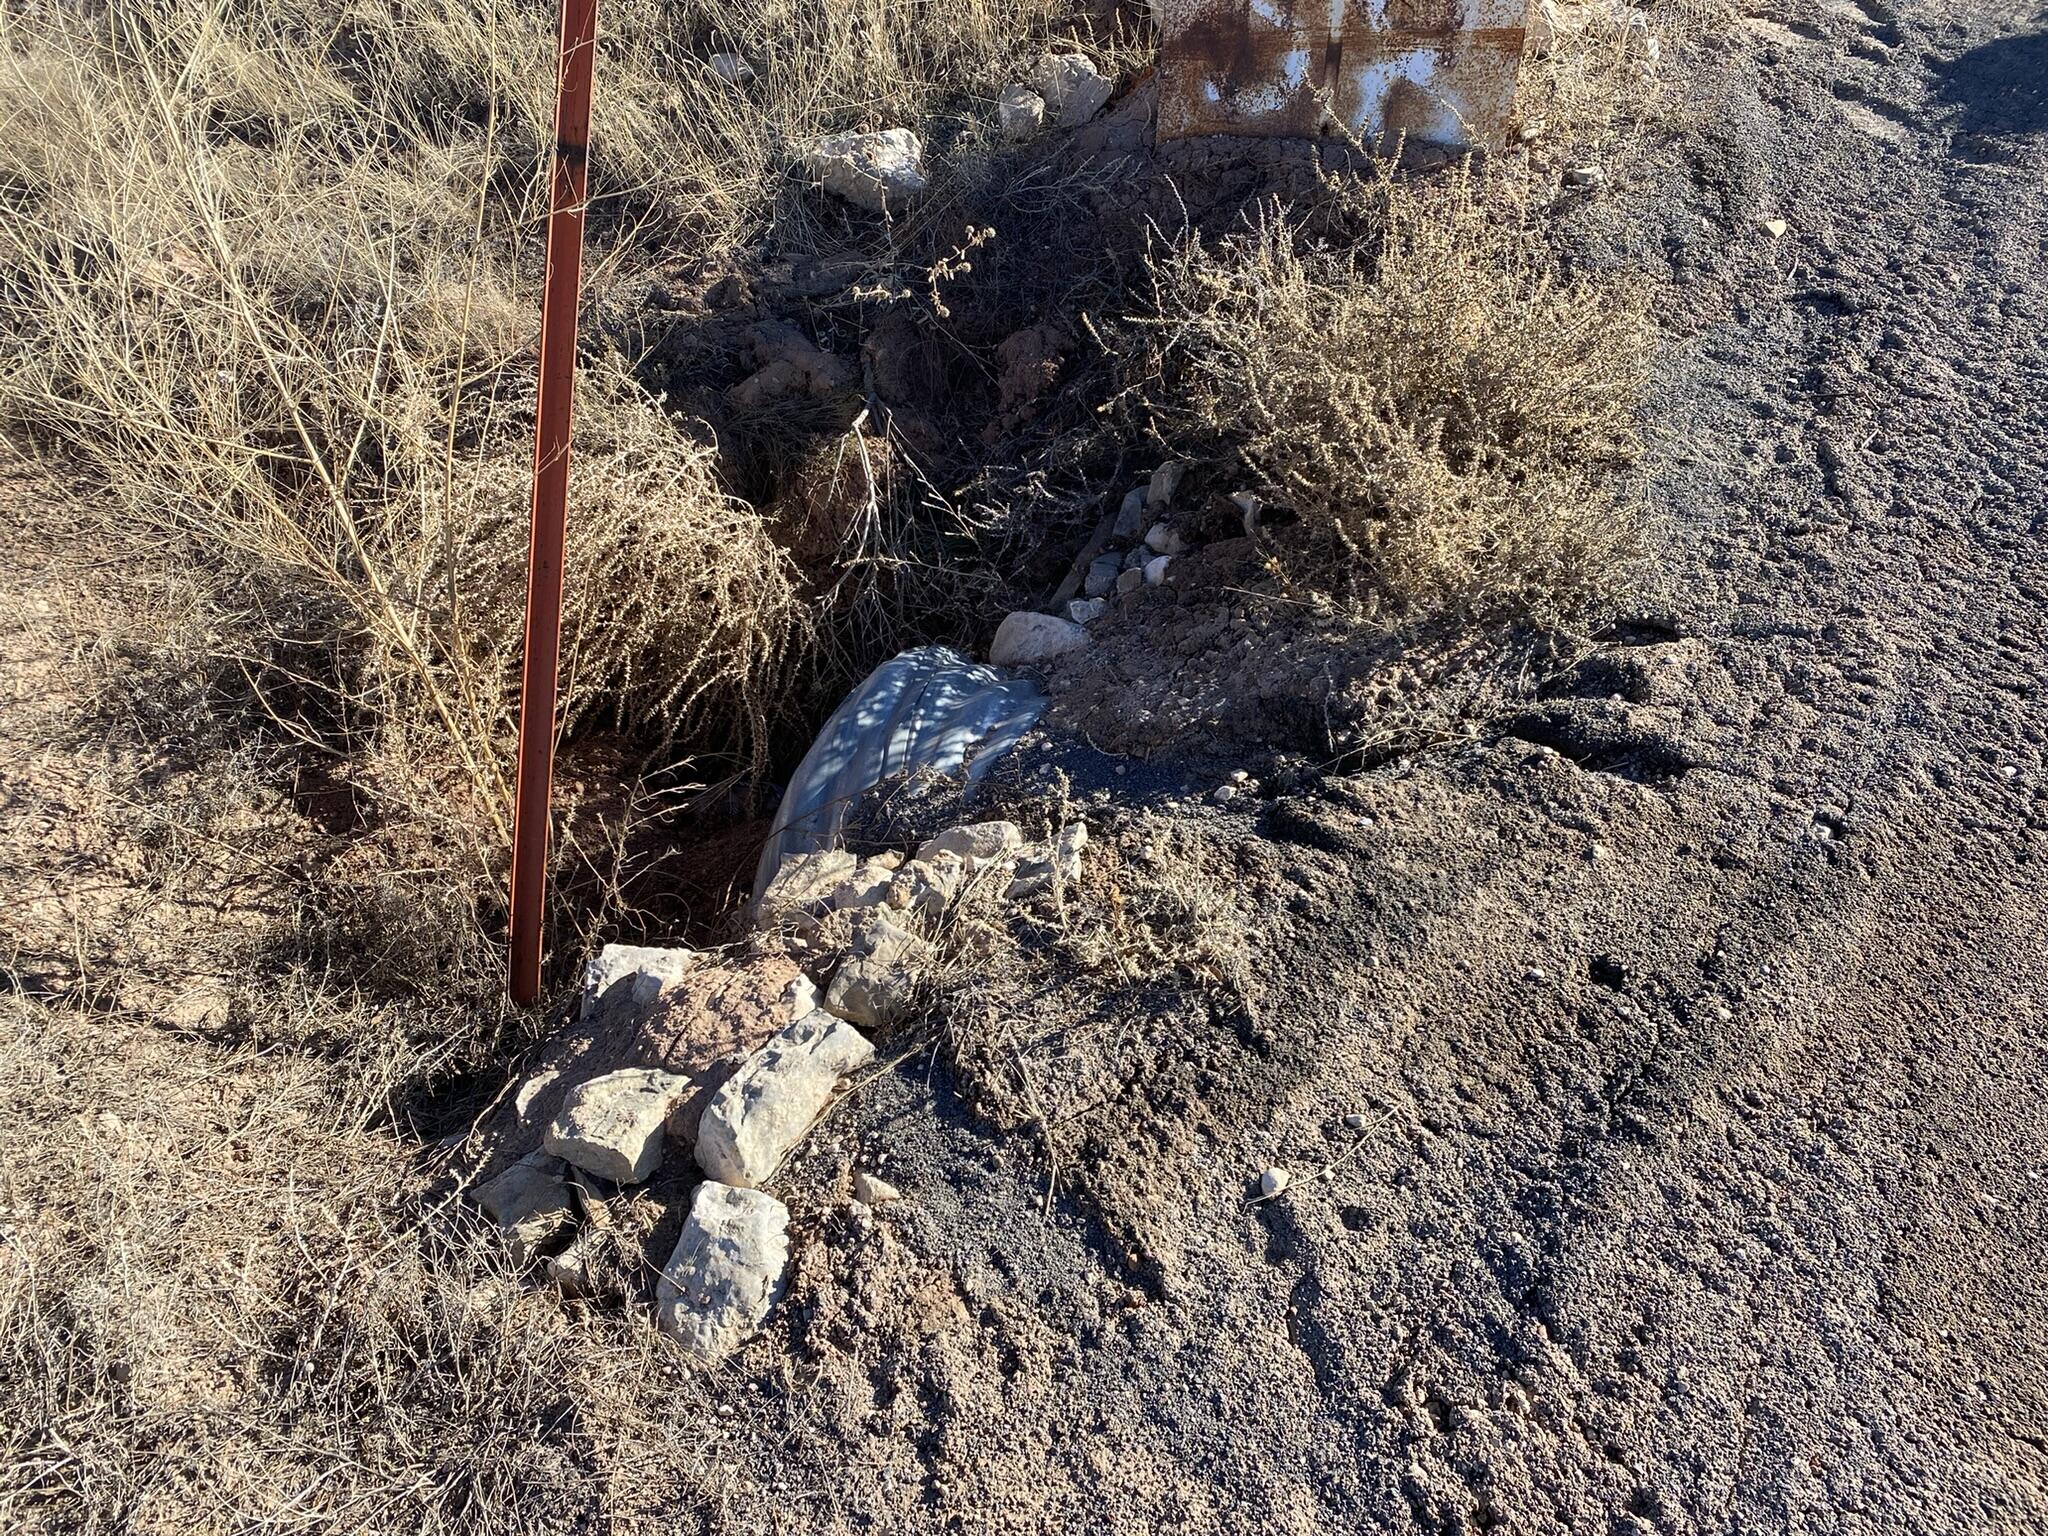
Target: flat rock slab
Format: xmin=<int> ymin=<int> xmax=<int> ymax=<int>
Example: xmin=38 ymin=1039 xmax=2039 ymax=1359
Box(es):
xmin=544 ymin=1067 xmax=692 ymax=1184
xmin=472 ymin=1150 xmax=572 ymax=1260
xmin=696 ymin=1012 xmax=875 ymax=1187
xmin=580 ymin=943 xmax=696 ymax=1020
xmin=916 ymin=820 xmax=1024 ymax=869
xmin=656 ymin=1181 xmax=790 ymax=1365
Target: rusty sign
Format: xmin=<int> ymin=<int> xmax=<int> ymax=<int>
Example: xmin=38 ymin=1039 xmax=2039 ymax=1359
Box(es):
xmin=1157 ymin=0 xmax=1530 ymax=152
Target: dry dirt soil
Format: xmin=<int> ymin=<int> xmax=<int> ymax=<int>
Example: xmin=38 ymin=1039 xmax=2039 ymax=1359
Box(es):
xmin=6 ymin=1 xmax=2048 ymax=1533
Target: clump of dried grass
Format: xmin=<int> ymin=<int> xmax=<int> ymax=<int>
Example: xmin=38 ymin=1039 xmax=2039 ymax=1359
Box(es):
xmin=1142 ymin=163 xmax=1652 ymax=624
xmin=1516 ymin=0 xmax=1727 ymax=154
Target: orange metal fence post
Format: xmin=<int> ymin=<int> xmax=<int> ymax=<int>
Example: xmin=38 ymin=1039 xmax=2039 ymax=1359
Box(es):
xmin=509 ymin=0 xmax=599 ymax=1006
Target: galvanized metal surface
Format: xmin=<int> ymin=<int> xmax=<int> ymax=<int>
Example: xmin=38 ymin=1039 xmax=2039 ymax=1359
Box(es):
xmin=1158 ymin=0 xmax=1530 ymax=151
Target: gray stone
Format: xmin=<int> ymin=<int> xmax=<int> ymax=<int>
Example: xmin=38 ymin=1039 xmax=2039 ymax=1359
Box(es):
xmin=853 ymin=1170 xmax=901 ymax=1204
xmin=1006 ymin=822 xmax=1088 ymax=899
xmin=695 ymin=1013 xmax=876 ymax=1187
xmin=544 ymin=1067 xmax=693 ymax=1184
xmin=1563 ymin=164 xmax=1606 ymax=190
xmin=1144 ymin=521 xmax=1189 ymax=556
xmin=1113 ymin=486 xmax=1148 ymax=540
xmin=656 ymin=1181 xmax=790 ymax=1364
xmin=1144 ymin=554 xmax=1173 ymax=586
xmin=1116 ymin=567 xmax=1145 ymax=596
xmin=1084 ymin=554 xmax=1125 ymax=598
xmin=1068 ymin=597 xmax=1108 ymax=625
xmin=1123 ymin=545 xmax=1151 ymax=571
xmin=1342 ymin=1112 xmax=1368 ymax=1131
xmin=1146 ymin=460 xmax=1186 ymax=511
xmin=1259 ymin=1166 xmax=1290 ymax=1198
xmin=802 ymin=128 xmax=928 ymax=213
xmin=916 ymin=820 xmax=1024 ymax=870
xmin=882 ymin=852 xmax=967 ymax=920
xmin=1031 ymin=53 xmax=1113 ymax=129
xmin=990 ymin=610 xmax=1091 ymax=666
xmin=998 ymin=83 xmax=1044 ymax=141
xmin=580 ymin=943 xmax=696 ymax=1020
xmin=473 ymin=1150 xmax=572 ymax=1260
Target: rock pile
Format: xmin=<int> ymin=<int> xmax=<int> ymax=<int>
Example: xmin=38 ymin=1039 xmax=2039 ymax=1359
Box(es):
xmin=466 ymin=814 xmax=1087 ymax=1366
xmin=802 ymin=51 xmax=1115 ymax=213
xmin=995 ymin=458 xmax=1255 ymax=660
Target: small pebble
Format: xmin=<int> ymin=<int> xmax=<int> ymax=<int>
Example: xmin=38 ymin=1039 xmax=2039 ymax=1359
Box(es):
xmin=1525 ymin=966 xmax=1546 ymax=982
xmin=1259 ymin=1167 xmax=1290 ymax=1198
xmin=1342 ymin=1112 xmax=1368 ymax=1131
xmin=1760 ymin=217 xmax=1788 ymax=238
xmin=853 ymin=1170 xmax=901 ymax=1204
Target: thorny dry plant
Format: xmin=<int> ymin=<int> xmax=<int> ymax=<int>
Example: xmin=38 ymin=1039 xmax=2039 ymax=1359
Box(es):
xmin=1141 ymin=159 xmax=1653 ymax=626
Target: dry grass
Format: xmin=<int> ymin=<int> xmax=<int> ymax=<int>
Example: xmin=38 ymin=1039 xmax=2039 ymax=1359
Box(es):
xmin=1141 ymin=162 xmax=1653 ymax=624
xmin=0 ymin=990 xmax=725 ymax=1535
xmin=0 ymin=0 xmax=1074 ymax=990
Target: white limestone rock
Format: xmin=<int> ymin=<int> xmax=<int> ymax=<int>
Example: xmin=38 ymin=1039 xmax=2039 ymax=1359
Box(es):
xmin=853 ymin=1170 xmax=901 ymax=1204
xmin=544 ymin=1067 xmax=693 ymax=1184
xmin=580 ymin=943 xmax=696 ymax=1020
xmin=472 ymin=1150 xmax=573 ymax=1261
xmin=916 ymin=820 xmax=1025 ymax=870
xmin=755 ymin=848 xmax=860 ymax=932
xmin=695 ymin=1013 xmax=876 ymax=1187
xmin=1006 ymin=822 xmax=1088 ymax=900
xmin=989 ymin=610 xmax=1091 ymax=666
xmin=656 ymin=1181 xmax=790 ymax=1364
xmin=823 ymin=911 xmax=930 ymax=1030
xmin=881 ymin=851 xmax=968 ymax=921
xmin=1144 ymin=521 xmax=1189 ymax=556
xmin=998 ymin=83 xmax=1045 ymax=142
xmin=801 ymin=128 xmax=928 ymax=213
xmin=1031 ymin=53 xmax=1113 ymax=129
xmin=824 ymin=852 xmax=905 ymax=912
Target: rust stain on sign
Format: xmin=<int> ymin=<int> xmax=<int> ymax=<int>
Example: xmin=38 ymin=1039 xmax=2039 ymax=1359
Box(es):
xmin=1158 ymin=0 xmax=1530 ymax=151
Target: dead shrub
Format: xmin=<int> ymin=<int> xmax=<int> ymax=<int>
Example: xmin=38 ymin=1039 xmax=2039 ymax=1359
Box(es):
xmin=1141 ymin=163 xmax=1652 ymax=624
